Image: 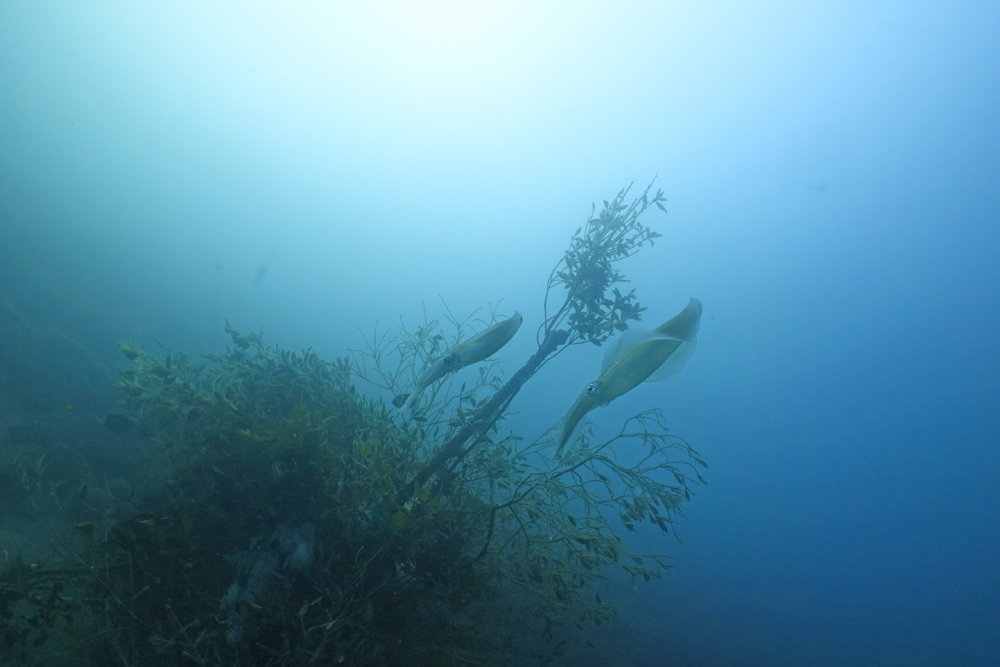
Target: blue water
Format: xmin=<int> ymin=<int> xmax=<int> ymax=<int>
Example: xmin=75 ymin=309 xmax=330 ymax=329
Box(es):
xmin=2 ymin=2 xmax=998 ymax=665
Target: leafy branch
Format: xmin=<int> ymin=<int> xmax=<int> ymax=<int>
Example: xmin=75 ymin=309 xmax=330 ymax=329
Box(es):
xmin=453 ymin=409 xmax=706 ymax=641
xmin=540 ymin=180 xmax=666 ymax=349
xmin=397 ymin=180 xmax=668 ymax=501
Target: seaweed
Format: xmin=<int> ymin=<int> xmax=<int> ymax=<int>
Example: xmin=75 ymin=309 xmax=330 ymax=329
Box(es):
xmin=0 ymin=181 xmax=706 ymax=666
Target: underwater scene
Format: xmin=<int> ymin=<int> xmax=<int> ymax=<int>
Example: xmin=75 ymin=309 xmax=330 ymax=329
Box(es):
xmin=1 ymin=3 xmax=998 ymax=666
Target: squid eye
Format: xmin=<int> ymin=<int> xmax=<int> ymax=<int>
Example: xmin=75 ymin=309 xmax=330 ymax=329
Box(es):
xmin=585 ymin=383 xmax=599 ymax=395
xmin=443 ymin=354 xmax=455 ymax=365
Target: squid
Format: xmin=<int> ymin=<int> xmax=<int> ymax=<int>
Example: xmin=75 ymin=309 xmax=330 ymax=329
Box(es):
xmin=397 ymin=311 xmax=523 ymax=412
xmin=554 ymin=298 xmax=702 ymax=457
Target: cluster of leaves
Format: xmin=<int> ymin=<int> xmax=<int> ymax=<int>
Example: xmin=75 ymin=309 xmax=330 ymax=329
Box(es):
xmin=0 ymin=563 xmax=84 ymax=664
xmin=541 ymin=181 xmax=667 ymax=348
xmin=4 ymin=325 xmax=514 ymax=666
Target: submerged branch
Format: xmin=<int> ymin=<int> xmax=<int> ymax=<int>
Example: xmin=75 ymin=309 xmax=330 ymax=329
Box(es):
xmin=397 ymin=329 xmax=569 ymax=505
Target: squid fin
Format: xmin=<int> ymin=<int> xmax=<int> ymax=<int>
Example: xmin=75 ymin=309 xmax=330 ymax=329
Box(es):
xmin=644 ymin=338 xmax=697 ymax=383
xmin=600 ymin=329 xmax=673 ymax=376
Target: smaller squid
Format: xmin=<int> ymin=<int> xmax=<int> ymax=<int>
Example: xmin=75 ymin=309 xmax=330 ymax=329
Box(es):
xmin=555 ymin=298 xmax=702 ymax=457
xmin=396 ymin=311 xmax=523 ymax=413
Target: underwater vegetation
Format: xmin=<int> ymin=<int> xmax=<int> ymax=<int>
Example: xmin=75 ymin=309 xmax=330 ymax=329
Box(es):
xmin=0 ymin=182 xmax=707 ymax=666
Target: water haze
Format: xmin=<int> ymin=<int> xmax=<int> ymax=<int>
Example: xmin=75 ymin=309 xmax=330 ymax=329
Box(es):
xmin=1 ymin=2 xmax=998 ymax=665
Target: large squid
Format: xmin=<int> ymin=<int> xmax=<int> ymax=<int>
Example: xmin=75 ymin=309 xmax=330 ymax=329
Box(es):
xmin=554 ymin=298 xmax=702 ymax=456
xmin=396 ymin=311 xmax=523 ymax=413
